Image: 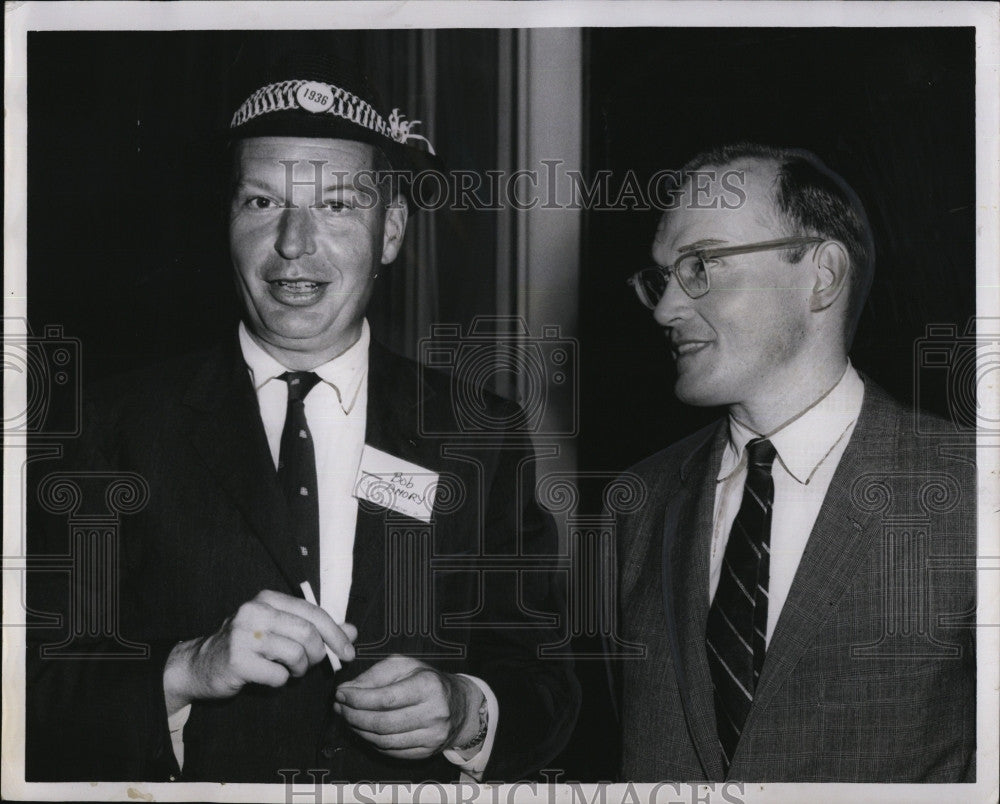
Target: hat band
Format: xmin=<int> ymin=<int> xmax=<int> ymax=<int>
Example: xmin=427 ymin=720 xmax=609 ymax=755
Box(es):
xmin=230 ymin=79 xmax=435 ymax=155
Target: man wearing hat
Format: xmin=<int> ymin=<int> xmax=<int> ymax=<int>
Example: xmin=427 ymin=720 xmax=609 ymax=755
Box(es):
xmin=27 ymin=55 xmax=578 ymax=783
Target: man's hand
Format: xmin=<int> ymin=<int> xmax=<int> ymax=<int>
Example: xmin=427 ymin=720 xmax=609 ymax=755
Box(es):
xmin=333 ymin=655 xmax=485 ymax=760
xmin=163 ymin=589 xmax=357 ymax=715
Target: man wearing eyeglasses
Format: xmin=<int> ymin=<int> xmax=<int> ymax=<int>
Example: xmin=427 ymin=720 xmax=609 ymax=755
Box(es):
xmin=615 ymin=143 xmax=975 ymax=782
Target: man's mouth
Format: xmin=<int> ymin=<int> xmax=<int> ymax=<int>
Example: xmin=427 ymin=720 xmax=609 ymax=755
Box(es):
xmin=269 ymin=279 xmax=326 ymax=292
xmin=266 ymin=279 xmax=329 ymax=305
xmin=671 ymin=339 xmax=711 ymax=357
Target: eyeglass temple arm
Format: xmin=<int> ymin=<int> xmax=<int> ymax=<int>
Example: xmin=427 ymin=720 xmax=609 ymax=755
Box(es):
xmin=626 ymin=236 xmax=824 ymax=287
xmin=690 ymin=236 xmax=824 ymax=260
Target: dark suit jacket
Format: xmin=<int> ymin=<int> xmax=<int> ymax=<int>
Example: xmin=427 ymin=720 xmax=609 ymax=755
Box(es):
xmin=614 ymin=380 xmax=976 ymax=782
xmin=26 ymin=336 xmax=579 ymax=783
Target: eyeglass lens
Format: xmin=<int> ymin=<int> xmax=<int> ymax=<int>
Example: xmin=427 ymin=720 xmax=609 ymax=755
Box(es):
xmin=676 ymin=255 xmax=709 ymax=296
xmin=638 ymin=255 xmax=708 ymax=306
xmin=638 ymin=270 xmax=667 ymax=307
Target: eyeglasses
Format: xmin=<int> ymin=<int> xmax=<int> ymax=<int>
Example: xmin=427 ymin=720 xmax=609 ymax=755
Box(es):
xmin=626 ymin=236 xmax=825 ymax=308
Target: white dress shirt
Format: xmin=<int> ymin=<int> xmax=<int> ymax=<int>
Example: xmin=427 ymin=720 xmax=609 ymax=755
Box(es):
xmin=169 ymin=321 xmax=497 ymax=777
xmin=240 ymin=320 xmax=368 ymax=622
xmin=709 ymin=363 xmax=865 ymax=646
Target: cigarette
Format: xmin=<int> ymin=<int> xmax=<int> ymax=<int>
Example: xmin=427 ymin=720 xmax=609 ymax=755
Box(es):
xmin=299 ymin=581 xmax=342 ymax=672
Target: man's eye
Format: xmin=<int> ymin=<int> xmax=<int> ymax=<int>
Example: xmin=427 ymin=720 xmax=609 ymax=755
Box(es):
xmin=323 ymin=199 xmax=352 ymax=212
xmin=246 ymin=196 xmax=279 ymax=210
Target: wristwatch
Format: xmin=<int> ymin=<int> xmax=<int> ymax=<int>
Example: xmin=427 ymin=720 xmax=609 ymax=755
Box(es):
xmin=454 ymin=699 xmax=489 ymax=751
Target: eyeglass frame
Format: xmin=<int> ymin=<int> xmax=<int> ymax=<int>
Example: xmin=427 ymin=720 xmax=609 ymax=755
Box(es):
xmin=626 ymin=236 xmax=826 ymax=307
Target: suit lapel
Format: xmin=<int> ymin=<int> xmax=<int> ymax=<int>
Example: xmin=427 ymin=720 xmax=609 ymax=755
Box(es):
xmin=662 ymin=422 xmax=729 ymax=781
xmin=346 ymin=342 xmax=439 ymax=635
xmin=180 ymin=337 xmax=440 ymax=624
xmin=181 ymin=336 xmax=306 ymax=591
xmin=743 ymin=383 xmax=899 ymax=730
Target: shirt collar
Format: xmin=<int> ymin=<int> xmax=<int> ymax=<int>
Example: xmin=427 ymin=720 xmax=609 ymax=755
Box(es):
xmin=717 ymin=363 xmax=865 ymax=485
xmin=237 ymin=320 xmax=370 ymax=415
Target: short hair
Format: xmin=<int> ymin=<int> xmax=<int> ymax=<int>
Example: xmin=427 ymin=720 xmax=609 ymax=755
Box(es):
xmin=681 ymin=143 xmax=875 ymax=347
xmin=369 ymin=146 xmax=397 ymax=209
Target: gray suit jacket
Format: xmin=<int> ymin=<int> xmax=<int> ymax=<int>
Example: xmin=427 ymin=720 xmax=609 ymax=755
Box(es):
xmin=615 ymin=380 xmax=976 ymax=782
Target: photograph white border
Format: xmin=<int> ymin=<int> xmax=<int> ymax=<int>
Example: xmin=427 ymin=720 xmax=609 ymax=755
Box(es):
xmin=4 ymin=3 xmax=998 ymax=802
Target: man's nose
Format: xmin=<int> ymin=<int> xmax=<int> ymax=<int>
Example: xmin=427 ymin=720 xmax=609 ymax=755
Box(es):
xmin=652 ymin=272 xmax=691 ymax=326
xmin=274 ymin=206 xmax=318 ymax=260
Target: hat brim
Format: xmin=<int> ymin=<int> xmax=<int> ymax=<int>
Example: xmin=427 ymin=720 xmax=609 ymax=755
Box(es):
xmin=225 ymin=112 xmax=444 ymax=204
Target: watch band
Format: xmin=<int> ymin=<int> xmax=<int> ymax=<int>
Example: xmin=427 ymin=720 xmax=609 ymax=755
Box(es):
xmin=454 ymin=699 xmax=489 ymax=751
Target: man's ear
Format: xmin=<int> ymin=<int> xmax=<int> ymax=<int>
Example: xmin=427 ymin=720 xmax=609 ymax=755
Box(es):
xmin=810 ymin=240 xmax=851 ymax=312
xmin=380 ymin=195 xmax=409 ymax=265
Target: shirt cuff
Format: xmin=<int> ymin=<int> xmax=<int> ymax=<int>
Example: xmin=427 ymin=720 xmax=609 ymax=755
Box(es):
xmin=442 ymin=674 xmax=498 ymax=781
xmin=167 ymin=703 xmax=192 ymax=770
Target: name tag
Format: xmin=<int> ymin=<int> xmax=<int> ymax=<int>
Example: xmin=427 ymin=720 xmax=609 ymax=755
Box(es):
xmin=353 ymin=445 xmax=439 ymax=523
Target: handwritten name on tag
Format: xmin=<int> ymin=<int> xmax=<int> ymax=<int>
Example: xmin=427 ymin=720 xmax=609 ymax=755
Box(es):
xmin=353 ymin=445 xmax=438 ymax=523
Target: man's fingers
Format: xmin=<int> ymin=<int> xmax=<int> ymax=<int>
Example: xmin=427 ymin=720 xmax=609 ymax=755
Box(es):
xmin=371 ymin=746 xmax=436 ymax=761
xmin=348 ymin=726 xmax=436 ymax=751
xmin=336 ymin=701 xmax=428 ymax=734
xmin=175 ymin=591 xmax=352 ymax=704
xmin=257 ymin=610 xmax=327 ymax=661
xmin=337 ymin=654 xmax=416 ymax=691
xmin=336 ymin=676 xmax=425 ymax=711
xmin=255 ymin=632 xmax=311 ymax=677
xmin=239 ymin=654 xmax=291 ymax=689
xmin=255 ymin=590 xmax=356 ymax=662
xmin=308 ymin=616 xmax=355 ymax=663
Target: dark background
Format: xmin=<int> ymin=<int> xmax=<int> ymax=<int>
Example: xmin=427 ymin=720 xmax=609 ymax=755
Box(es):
xmin=580 ymin=27 xmax=976 ymax=474
xmin=26 ymin=29 xmax=505 ymax=370
xmin=26 ymin=27 xmax=976 ymax=782
xmin=572 ymin=29 xmax=974 ymax=778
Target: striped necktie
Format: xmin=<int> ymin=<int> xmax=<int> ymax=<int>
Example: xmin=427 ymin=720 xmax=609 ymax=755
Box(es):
xmin=278 ymin=371 xmax=322 ymax=594
xmin=705 ymin=437 xmax=777 ymax=772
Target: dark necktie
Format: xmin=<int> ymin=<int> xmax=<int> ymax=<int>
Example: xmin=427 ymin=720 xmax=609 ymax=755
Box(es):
xmin=278 ymin=371 xmax=322 ymax=594
xmin=705 ymin=437 xmax=777 ymax=771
